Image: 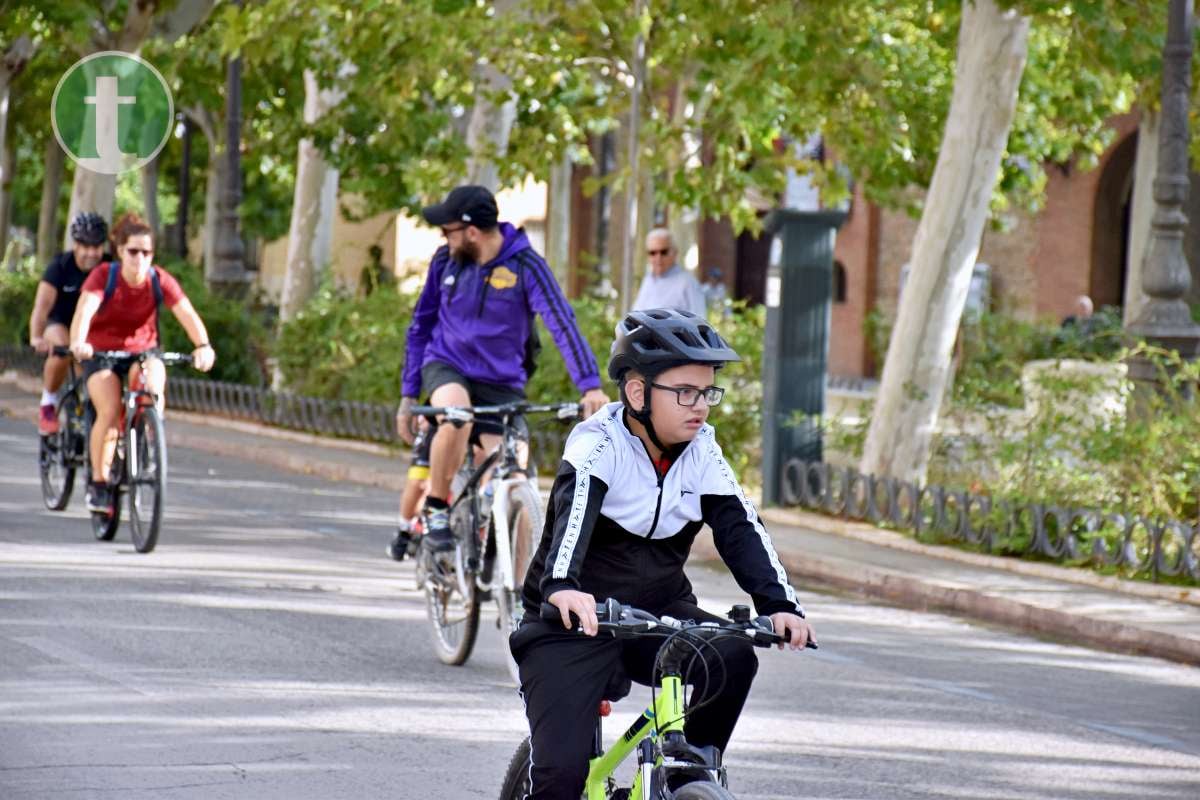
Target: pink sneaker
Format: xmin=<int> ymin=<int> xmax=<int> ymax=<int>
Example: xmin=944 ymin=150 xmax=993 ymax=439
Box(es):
xmin=38 ymin=404 xmax=58 ymax=435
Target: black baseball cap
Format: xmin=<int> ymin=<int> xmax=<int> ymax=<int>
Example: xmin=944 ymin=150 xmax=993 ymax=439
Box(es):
xmin=421 ymin=185 xmax=499 ymax=229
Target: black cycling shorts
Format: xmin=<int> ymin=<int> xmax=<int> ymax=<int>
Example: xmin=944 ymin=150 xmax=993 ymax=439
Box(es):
xmin=420 ymin=361 xmax=527 ymax=439
xmin=82 ymin=354 xmax=138 ymax=383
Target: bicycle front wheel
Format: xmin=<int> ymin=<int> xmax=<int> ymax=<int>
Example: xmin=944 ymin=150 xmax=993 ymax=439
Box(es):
xmin=497 ymin=737 xmax=532 ymax=800
xmin=671 ymin=782 xmax=737 ymax=799
xmin=40 ymin=400 xmax=77 ymax=511
xmin=421 ymin=502 xmax=481 ymax=665
xmin=128 ymin=406 xmax=166 ymax=553
xmin=498 ymin=480 xmax=544 ymax=683
xmin=91 ymin=500 xmax=121 ymax=541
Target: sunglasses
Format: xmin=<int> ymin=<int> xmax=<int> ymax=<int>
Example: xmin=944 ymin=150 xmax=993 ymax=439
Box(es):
xmin=441 ymin=225 xmax=467 ymax=237
xmin=125 ymin=247 xmax=154 ymax=257
xmin=647 ymin=248 xmax=671 ymax=257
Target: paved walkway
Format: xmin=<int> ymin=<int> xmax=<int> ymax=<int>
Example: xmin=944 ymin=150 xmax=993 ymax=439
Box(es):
xmin=4 ymin=373 xmax=1198 ymax=665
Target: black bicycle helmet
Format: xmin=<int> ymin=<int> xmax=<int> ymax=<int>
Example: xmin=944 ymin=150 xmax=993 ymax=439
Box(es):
xmin=609 ymin=309 xmax=740 ymax=453
xmin=608 ymin=308 xmax=740 ymax=381
xmin=69 ymin=212 xmax=108 ymax=246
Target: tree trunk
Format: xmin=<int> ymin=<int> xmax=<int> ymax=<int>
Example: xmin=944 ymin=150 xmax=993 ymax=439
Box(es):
xmin=463 ymin=0 xmax=519 ymax=192
xmin=63 ymin=167 xmax=117 ymax=250
xmin=618 ymin=0 xmax=647 ymax=313
xmin=0 ymin=36 xmax=34 ymax=190
xmin=177 ymin=117 xmax=192 ymax=259
xmin=38 ymin=137 xmax=65 ymax=264
xmin=185 ymin=105 xmax=223 ymax=278
xmin=1125 ymin=109 xmax=1159 ymax=325
xmin=546 ymin=154 xmax=573 ymax=286
xmin=62 ymin=1 xmax=214 ymax=241
xmin=279 ymin=69 xmax=340 ymax=322
xmin=0 ymin=142 xmax=13 ymax=264
xmin=141 ymin=152 xmax=161 ymax=241
xmin=859 ymin=0 xmax=1030 ymax=483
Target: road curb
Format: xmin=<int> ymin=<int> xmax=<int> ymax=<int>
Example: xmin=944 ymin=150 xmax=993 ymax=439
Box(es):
xmin=757 ymin=506 xmax=1200 ymax=608
xmin=689 ymin=537 xmax=1200 ymax=666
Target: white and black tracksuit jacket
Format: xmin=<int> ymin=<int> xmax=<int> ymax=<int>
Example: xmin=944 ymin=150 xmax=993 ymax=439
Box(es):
xmin=520 ymin=402 xmax=803 ymax=619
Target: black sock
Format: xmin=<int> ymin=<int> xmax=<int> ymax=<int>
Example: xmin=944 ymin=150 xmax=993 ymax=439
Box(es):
xmin=423 ymin=497 xmax=448 ymax=512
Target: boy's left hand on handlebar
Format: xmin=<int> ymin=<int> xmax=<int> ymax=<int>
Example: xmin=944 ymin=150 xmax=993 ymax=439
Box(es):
xmin=770 ymin=612 xmax=815 ymax=651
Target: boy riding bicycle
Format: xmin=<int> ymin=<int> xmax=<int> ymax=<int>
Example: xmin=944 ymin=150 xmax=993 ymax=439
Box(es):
xmin=511 ymin=309 xmax=815 ymax=799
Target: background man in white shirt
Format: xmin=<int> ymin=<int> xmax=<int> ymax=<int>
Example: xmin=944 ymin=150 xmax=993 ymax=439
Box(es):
xmin=631 ymin=228 xmax=707 ymax=318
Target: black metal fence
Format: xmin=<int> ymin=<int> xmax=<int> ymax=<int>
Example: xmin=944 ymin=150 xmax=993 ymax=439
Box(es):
xmin=781 ymin=459 xmax=1200 ymax=584
xmin=8 ymin=345 xmax=1193 ymax=583
xmin=0 ymin=345 xmax=567 ymax=460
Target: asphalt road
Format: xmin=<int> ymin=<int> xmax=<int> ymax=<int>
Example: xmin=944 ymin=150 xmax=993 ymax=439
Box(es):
xmin=1 ymin=413 xmax=1198 ymax=799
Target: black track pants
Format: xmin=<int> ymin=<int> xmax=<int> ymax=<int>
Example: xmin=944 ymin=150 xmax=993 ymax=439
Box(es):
xmin=510 ymin=601 xmax=759 ymax=800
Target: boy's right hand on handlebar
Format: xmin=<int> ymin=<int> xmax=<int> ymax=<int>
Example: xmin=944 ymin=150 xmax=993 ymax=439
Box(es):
xmin=70 ymin=341 xmax=93 ymax=361
xmin=31 ymin=336 xmax=49 ymax=354
xmin=547 ymin=589 xmax=599 ymax=636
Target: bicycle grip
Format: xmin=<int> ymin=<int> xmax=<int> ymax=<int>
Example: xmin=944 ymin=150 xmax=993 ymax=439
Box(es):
xmin=540 ymin=601 xmax=579 ymax=627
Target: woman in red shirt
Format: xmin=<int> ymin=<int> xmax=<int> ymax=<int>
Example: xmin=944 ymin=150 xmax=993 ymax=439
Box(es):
xmin=69 ymin=213 xmax=216 ymax=514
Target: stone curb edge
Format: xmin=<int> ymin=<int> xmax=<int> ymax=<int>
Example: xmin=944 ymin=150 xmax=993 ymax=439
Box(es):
xmin=688 ymin=538 xmax=1200 ymax=667
xmin=757 ymin=506 xmax=1200 ymax=608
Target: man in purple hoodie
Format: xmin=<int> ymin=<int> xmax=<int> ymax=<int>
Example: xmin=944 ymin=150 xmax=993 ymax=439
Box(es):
xmin=395 ymin=185 xmax=609 ymax=554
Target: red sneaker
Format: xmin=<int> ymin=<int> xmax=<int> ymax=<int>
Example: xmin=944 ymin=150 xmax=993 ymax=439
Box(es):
xmin=38 ymin=404 xmax=58 ymax=435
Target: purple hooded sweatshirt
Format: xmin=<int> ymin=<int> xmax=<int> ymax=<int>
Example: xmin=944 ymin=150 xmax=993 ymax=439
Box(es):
xmin=401 ymin=223 xmax=601 ymax=398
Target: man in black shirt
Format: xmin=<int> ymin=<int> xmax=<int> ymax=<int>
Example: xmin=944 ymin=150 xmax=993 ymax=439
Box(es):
xmin=28 ymin=213 xmax=110 ymax=434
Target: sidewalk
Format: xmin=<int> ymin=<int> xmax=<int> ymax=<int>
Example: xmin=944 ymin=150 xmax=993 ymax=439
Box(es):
xmin=4 ymin=373 xmax=1199 ymax=666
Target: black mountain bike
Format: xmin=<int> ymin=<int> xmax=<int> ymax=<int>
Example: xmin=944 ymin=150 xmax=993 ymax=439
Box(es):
xmin=409 ymin=400 xmax=580 ymax=681
xmin=39 ymin=346 xmax=87 ymax=512
xmin=46 ymin=349 xmax=193 ymax=552
xmin=499 ymin=600 xmax=816 ymax=800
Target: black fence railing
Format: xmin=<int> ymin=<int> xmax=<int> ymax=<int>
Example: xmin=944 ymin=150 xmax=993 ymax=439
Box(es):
xmin=781 ymin=460 xmax=1199 ymax=584
xmin=10 ymin=345 xmax=1190 ymax=584
xmin=0 ymin=345 xmax=567 ymax=464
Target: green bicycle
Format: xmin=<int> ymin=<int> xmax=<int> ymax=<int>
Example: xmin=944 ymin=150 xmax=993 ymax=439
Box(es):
xmin=498 ymin=599 xmax=815 ymax=800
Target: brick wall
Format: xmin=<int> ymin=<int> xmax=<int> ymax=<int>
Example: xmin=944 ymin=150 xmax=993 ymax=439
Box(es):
xmin=829 ymin=185 xmax=878 ymax=377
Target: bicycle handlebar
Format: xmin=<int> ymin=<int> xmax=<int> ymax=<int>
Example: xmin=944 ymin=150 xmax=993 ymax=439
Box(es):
xmin=539 ymin=598 xmax=817 ymax=650
xmin=53 ymin=347 xmax=195 ymax=367
xmin=409 ymin=401 xmax=582 ymax=422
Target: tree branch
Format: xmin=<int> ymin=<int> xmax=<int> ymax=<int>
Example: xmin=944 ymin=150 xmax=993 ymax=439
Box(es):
xmin=116 ymin=0 xmax=160 ymax=53
xmin=1 ymin=35 xmax=35 ymax=80
xmin=153 ymin=0 xmax=218 ymax=45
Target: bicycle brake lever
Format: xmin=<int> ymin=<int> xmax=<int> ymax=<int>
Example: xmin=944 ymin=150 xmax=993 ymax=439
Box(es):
xmin=444 ymin=407 xmax=473 ymax=423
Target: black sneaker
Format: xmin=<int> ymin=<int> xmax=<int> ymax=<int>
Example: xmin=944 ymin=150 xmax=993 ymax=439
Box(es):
xmin=421 ymin=506 xmax=454 ymax=552
xmin=86 ymin=482 xmax=113 ymax=514
xmin=387 ymin=529 xmax=415 ymax=561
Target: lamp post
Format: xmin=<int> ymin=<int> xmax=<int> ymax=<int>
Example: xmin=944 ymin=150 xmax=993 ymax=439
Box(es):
xmin=210 ymin=0 xmax=248 ymax=296
xmin=1127 ymin=0 xmax=1200 ymax=371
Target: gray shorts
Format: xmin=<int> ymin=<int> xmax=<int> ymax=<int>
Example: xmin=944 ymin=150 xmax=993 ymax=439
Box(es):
xmin=420 ymin=361 xmax=526 ymax=439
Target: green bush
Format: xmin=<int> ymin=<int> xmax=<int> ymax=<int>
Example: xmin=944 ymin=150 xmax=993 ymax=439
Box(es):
xmin=0 ymin=257 xmax=40 ymax=346
xmin=157 ymin=258 xmax=270 ymax=385
xmin=274 ymin=280 xmax=418 ymax=403
xmin=276 ymin=285 xmax=769 ymax=480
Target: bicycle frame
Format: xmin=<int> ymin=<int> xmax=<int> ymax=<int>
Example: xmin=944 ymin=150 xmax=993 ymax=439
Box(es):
xmin=585 ymin=675 xmax=688 ymax=800
xmin=478 ymin=415 xmax=538 ymax=595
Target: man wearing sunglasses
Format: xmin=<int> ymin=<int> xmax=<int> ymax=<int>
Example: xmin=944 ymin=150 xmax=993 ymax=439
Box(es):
xmin=630 ymin=228 xmax=707 ymax=318
xmin=395 ymin=185 xmax=609 ymax=556
xmin=510 ymin=308 xmax=813 ymax=799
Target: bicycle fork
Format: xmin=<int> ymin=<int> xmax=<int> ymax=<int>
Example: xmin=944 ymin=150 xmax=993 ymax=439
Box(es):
xmin=481 ymin=476 xmax=538 ymax=594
